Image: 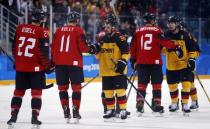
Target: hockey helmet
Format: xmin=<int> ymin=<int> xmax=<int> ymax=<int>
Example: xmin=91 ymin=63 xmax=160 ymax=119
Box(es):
xmin=67 ymin=11 xmax=80 ymax=23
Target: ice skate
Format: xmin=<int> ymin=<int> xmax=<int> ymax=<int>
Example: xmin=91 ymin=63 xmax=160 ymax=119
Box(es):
xmin=182 ymin=104 xmax=191 ymax=117
xmin=7 ymin=115 xmax=17 ymax=129
xmin=151 ymin=99 xmax=164 ymax=116
xmin=169 ymin=102 xmax=179 ymax=114
xmin=136 ymin=101 xmax=144 ymax=117
xmin=72 ymin=106 xmax=81 ymax=124
xmin=31 ymin=116 xmax=42 ymax=129
xmin=190 ymin=101 xmax=199 ymax=111
xmin=63 ymin=106 xmax=71 ymax=123
xmin=7 ymin=110 xmax=18 ymax=129
xmin=103 ymin=109 xmax=115 ymax=122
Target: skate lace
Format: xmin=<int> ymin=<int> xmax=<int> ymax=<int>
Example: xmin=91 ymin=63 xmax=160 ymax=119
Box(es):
xmin=120 ymin=110 xmax=126 ymax=116
xmin=105 ymin=110 xmax=113 ymax=115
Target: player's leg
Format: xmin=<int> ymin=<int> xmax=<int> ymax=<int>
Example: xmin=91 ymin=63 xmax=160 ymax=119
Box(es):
xmin=69 ymin=66 xmax=84 ymax=122
xmin=102 ymin=76 xmax=115 ymax=119
xmin=166 ymin=70 xmax=179 ymax=112
xmin=101 ymin=91 xmax=107 ymax=113
xmin=151 ymin=65 xmax=164 ymax=113
xmin=7 ymin=72 xmax=27 ymax=126
xmin=114 ymin=75 xmax=127 ymax=119
xmin=189 ymin=72 xmax=199 ymax=109
xmin=180 ymin=69 xmax=192 ymax=114
xmin=136 ymin=65 xmax=149 ymax=114
xmin=55 ymin=65 xmax=71 ymax=120
xmin=30 ymin=71 xmax=46 ymax=126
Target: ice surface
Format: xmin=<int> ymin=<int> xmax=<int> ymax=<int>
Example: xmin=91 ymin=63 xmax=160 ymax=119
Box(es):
xmin=1 ymin=79 xmax=210 ymax=129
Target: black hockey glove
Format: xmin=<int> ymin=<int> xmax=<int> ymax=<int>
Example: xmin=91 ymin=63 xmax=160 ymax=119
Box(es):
xmin=187 ymin=58 xmax=195 ymax=71
xmin=115 ymin=58 xmax=127 ymax=74
xmin=45 ymin=61 xmax=55 ymax=74
xmin=130 ymin=58 xmax=136 ymax=70
xmin=89 ymin=43 xmax=101 ymax=54
xmin=174 ymin=46 xmax=183 ymax=58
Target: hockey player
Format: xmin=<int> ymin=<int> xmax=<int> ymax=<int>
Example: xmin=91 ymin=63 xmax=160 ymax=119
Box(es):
xmin=179 ymin=20 xmax=200 ymax=110
xmin=164 ymin=16 xmax=198 ymax=115
xmin=130 ymin=13 xmax=183 ymax=115
xmin=7 ymin=11 xmax=54 ymax=129
xmin=51 ymin=11 xmax=100 ymax=124
xmin=95 ymin=13 xmax=129 ymax=121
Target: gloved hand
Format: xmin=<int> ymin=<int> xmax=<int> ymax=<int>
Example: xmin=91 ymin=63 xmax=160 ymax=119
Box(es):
xmin=45 ymin=61 xmax=55 ymax=74
xmin=187 ymin=58 xmax=195 ymax=71
xmin=130 ymin=58 xmax=136 ymax=70
xmin=115 ymin=58 xmax=127 ymax=74
xmin=174 ymin=46 xmax=183 ymax=58
xmin=89 ymin=43 xmax=101 ymax=54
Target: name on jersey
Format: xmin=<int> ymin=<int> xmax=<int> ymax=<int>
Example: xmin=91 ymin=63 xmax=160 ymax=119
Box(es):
xmin=21 ymin=27 xmax=36 ymax=34
xmin=101 ymin=48 xmax=114 ymax=53
xmin=61 ymin=27 xmax=74 ymax=31
xmin=137 ymin=27 xmax=159 ymax=32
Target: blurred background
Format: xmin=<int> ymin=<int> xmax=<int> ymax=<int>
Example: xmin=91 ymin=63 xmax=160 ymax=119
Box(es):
xmin=0 ymin=0 xmax=210 ymax=80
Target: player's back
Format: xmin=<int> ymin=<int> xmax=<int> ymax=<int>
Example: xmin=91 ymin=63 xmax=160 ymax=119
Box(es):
xmin=133 ymin=25 xmax=163 ymax=65
xmin=51 ymin=25 xmax=89 ymax=67
xmin=13 ymin=24 xmax=47 ymax=72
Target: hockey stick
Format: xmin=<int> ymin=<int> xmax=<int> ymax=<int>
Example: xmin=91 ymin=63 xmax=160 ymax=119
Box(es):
xmin=193 ymin=71 xmax=210 ymax=102
xmin=126 ymin=69 xmax=136 ymax=100
xmin=0 ymin=45 xmax=14 ymax=63
xmin=0 ymin=45 xmax=53 ymax=89
xmin=69 ymin=73 xmax=99 ymax=98
xmin=110 ymin=58 xmax=162 ymax=112
xmin=82 ymin=73 xmax=99 ymax=89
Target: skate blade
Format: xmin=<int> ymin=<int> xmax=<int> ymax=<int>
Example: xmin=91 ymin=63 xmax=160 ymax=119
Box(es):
xmin=72 ymin=118 xmax=80 ymax=124
xmin=8 ymin=124 xmax=14 ymax=129
xmin=137 ymin=112 xmax=143 ymax=117
xmin=104 ymin=118 xmax=115 ymax=122
xmin=31 ymin=124 xmax=40 ymax=129
xmin=183 ymin=112 xmax=190 ymax=117
xmin=114 ymin=118 xmax=126 ymax=123
xmin=169 ymin=111 xmax=179 ymax=115
xmin=66 ymin=118 xmax=70 ymax=124
xmin=104 ymin=118 xmax=126 ymax=123
xmin=191 ymin=109 xmax=199 ymax=112
xmin=152 ymin=112 xmax=164 ymax=117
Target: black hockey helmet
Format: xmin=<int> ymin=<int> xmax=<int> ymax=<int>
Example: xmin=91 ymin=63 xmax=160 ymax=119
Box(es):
xmin=167 ymin=16 xmax=181 ymax=23
xmin=143 ymin=12 xmax=156 ymax=23
xmin=105 ymin=13 xmax=117 ymax=27
xmin=67 ymin=11 xmax=80 ymax=23
xmin=31 ymin=10 xmax=46 ymax=23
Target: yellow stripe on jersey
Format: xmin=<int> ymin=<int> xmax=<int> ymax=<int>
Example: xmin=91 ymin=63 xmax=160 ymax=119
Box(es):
xmin=96 ymin=42 xmax=128 ymax=76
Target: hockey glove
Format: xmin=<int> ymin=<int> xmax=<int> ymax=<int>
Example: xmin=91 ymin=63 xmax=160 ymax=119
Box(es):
xmin=115 ymin=58 xmax=127 ymax=74
xmin=130 ymin=58 xmax=136 ymax=70
xmin=89 ymin=43 xmax=101 ymax=54
xmin=187 ymin=58 xmax=195 ymax=71
xmin=174 ymin=46 xmax=183 ymax=58
xmin=45 ymin=61 xmax=55 ymax=74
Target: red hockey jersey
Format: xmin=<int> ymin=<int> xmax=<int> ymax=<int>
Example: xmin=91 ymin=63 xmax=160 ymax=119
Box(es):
xmin=13 ymin=24 xmax=50 ymax=72
xmin=51 ymin=25 xmax=90 ymax=67
xmin=130 ymin=25 xmax=176 ymax=65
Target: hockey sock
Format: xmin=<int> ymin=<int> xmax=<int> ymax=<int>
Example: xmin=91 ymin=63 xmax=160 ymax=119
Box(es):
xmin=31 ymin=89 xmax=42 ymax=117
xmin=104 ymin=90 xmax=115 ymax=110
xmin=152 ymin=84 xmax=161 ymax=106
xmin=101 ymin=92 xmax=107 ymax=112
xmin=116 ymin=89 xmax=127 ymax=110
xmin=168 ymin=83 xmax=179 ymax=103
xmin=181 ymin=81 xmax=191 ymax=104
xmin=58 ymin=85 xmax=69 ymax=108
xmin=71 ymin=83 xmax=82 ymax=109
xmin=136 ymin=84 xmax=147 ymax=102
xmin=11 ymin=89 xmax=26 ymax=116
xmin=190 ymin=83 xmax=198 ymax=101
